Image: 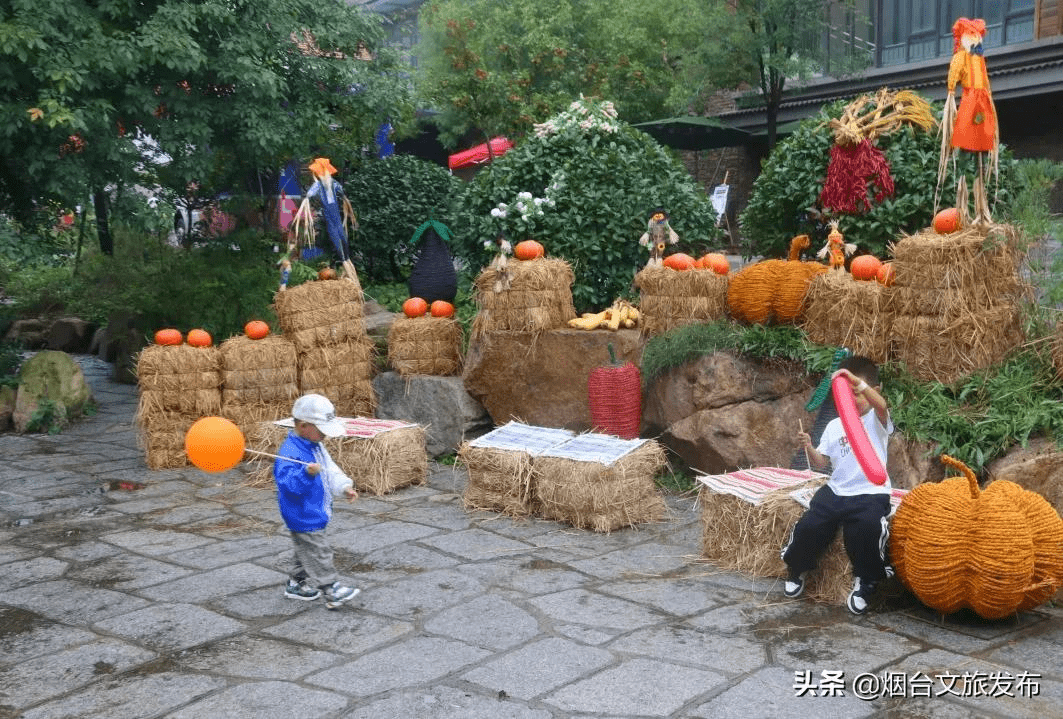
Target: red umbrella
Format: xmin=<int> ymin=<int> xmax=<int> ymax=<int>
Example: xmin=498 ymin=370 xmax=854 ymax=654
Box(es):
xmin=448 ymin=137 xmax=514 ymax=170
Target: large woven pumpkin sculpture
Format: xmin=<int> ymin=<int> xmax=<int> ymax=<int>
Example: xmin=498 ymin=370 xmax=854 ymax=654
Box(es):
xmin=727 ymin=235 xmax=827 ymax=324
xmin=890 ymin=455 xmax=1063 ymax=619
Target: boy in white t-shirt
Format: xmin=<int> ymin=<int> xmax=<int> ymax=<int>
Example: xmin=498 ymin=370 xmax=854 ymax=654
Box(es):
xmin=782 ymin=356 xmax=893 ymax=615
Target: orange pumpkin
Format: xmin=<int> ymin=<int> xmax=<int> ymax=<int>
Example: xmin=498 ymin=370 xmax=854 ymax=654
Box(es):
xmin=662 ymin=253 xmax=695 ymax=271
xmin=154 ymin=328 xmax=183 ymax=346
xmin=186 ymin=328 xmax=212 ymax=347
xmin=850 ymin=254 xmax=882 ymax=281
xmin=318 ymin=267 xmax=337 ymax=280
xmin=933 ymin=207 xmax=961 ymax=234
xmin=876 ymin=262 xmax=895 ymax=287
xmin=513 ymin=240 xmax=544 ymax=260
xmin=700 ymin=252 xmax=730 ymax=275
xmin=244 ymin=320 xmax=270 ymax=340
xmin=402 ymin=297 xmax=428 ymax=318
xmin=430 ymin=300 xmax=455 ymax=318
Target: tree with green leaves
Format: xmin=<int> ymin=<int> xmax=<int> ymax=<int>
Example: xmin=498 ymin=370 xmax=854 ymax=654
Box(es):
xmin=0 ymin=0 xmax=414 ymax=252
xmin=682 ymin=1 xmax=867 ymax=149
xmin=415 ymin=0 xmax=706 ymax=146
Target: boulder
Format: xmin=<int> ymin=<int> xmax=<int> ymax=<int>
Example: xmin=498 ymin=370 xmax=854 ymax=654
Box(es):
xmin=0 ymin=384 xmax=15 ymax=431
xmin=3 ymin=318 xmax=48 ymax=349
xmin=373 ymin=372 xmax=492 ymax=457
xmin=886 ymin=436 xmax=945 ymax=489
xmin=46 ymin=316 xmax=95 ymax=353
xmin=462 ymin=328 xmax=643 ymax=431
xmin=362 ymin=299 xmax=400 ymax=340
xmin=986 ymin=436 xmax=1063 ymax=518
xmin=12 ymin=351 xmax=94 ymax=432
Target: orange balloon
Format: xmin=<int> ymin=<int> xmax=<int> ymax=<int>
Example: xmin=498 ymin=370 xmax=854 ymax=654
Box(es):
xmin=184 ymin=416 xmax=246 ymax=473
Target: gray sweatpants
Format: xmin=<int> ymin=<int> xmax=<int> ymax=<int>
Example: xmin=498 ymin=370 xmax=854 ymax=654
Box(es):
xmin=288 ymin=529 xmax=337 ymax=588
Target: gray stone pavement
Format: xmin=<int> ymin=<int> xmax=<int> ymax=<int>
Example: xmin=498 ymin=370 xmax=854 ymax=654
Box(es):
xmin=1 ymin=356 xmax=1061 ymax=719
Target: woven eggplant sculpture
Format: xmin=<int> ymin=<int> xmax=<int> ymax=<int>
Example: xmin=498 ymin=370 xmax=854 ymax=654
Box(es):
xmin=889 ymin=455 xmax=1063 ymax=619
xmin=408 ymin=220 xmax=458 ymax=303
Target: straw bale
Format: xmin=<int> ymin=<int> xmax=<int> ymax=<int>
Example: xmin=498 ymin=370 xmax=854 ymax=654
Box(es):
xmin=634 ymin=266 xmax=729 ymax=336
xmin=801 ymin=271 xmax=890 ymax=363
xmin=246 ymin=421 xmax=427 ymax=495
xmin=297 ymin=338 xmax=376 ymax=417
xmin=698 ymin=478 xmax=852 ymax=604
xmin=891 ymin=305 xmax=1023 ymax=384
xmin=221 ymin=402 xmax=293 ymax=439
xmin=387 ymin=316 xmax=463 ymax=376
xmin=135 ymin=409 xmax=193 ymax=470
xmin=472 ymin=258 xmax=577 ymax=338
xmin=890 ymin=224 xmax=1020 ymax=268
xmin=273 ymin=278 xmax=367 ymax=352
xmin=135 ymin=344 xmax=223 ymax=415
xmin=533 ymin=441 xmax=667 ymax=532
xmin=458 ymin=443 xmax=538 ymax=517
xmin=219 ymin=334 xmax=299 ymax=411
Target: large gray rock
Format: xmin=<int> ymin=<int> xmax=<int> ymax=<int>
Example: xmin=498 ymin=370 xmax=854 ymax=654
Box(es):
xmin=46 ymin=316 xmax=95 ymax=352
xmin=3 ymin=318 xmax=48 ymax=349
xmin=887 ymin=436 xmax=945 ymax=489
xmin=12 ymin=350 xmax=94 ymax=432
xmin=373 ymin=371 xmax=492 ymax=456
xmin=986 ymin=436 xmax=1063 ymax=518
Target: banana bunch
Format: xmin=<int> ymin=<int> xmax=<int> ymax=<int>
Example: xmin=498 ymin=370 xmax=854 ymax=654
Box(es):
xmin=567 ymin=299 xmax=641 ymax=330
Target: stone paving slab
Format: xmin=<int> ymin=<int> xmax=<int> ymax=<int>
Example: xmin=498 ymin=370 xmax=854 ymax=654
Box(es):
xmin=1 ymin=355 xmax=1061 ymax=718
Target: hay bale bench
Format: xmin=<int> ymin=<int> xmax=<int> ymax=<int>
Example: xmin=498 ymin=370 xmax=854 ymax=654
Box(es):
xmin=460 ymin=421 xmax=667 ymax=532
xmin=697 ymin=467 xmax=908 ymax=603
xmin=247 ymin=416 xmax=427 ymax=496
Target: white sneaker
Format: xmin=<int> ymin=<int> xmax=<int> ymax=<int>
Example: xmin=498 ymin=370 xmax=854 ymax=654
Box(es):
xmin=846 ymin=577 xmax=877 ymax=615
xmin=783 ymin=571 xmax=808 ymax=599
xmin=323 ymin=582 xmax=360 ymax=609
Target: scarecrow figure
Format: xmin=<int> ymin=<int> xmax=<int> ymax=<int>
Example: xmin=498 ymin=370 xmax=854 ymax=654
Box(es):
xmin=638 ymin=208 xmax=679 ymax=268
xmin=486 ymin=232 xmax=513 ymax=293
xmin=817 ymin=220 xmax=856 ymax=271
xmin=292 ymin=157 xmax=359 ymax=282
xmin=938 ymin=17 xmax=998 ymax=226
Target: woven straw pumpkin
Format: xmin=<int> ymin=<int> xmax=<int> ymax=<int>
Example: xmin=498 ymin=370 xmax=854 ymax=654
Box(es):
xmin=727 ymin=235 xmax=826 ymax=324
xmin=890 ymin=455 xmax=1063 ymax=619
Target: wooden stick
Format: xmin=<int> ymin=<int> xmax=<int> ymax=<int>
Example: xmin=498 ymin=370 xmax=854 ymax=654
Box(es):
xmin=799 ymin=419 xmax=812 ymax=470
xmin=244 ymin=448 xmax=312 ymax=466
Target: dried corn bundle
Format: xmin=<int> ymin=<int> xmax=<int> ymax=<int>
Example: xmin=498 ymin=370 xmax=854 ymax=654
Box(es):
xmin=458 ymin=444 xmax=538 ymax=517
xmin=801 ymin=271 xmax=891 ymax=363
xmin=471 ymin=258 xmax=577 ymax=339
xmin=273 ymin=278 xmax=366 ymax=352
xmin=219 ymin=334 xmax=299 ymax=435
xmin=633 ymin=265 xmax=729 ymax=336
xmin=885 ymin=224 xmax=1026 ymax=383
xmin=387 ymin=316 xmax=463 ymax=376
xmin=297 ymin=338 xmax=376 ymax=417
xmin=533 ymin=441 xmax=667 ymax=533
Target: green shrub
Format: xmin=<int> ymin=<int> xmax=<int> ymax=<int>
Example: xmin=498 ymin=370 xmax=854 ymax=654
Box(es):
xmin=740 ymin=99 xmax=1020 ymax=260
xmin=451 ymin=98 xmax=722 ymax=313
xmin=342 ymin=155 xmax=461 ymax=283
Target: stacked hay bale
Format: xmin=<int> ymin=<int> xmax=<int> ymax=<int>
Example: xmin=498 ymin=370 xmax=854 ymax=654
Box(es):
xmin=471 ymin=257 xmax=577 ymax=340
xmin=247 ymin=419 xmax=427 ymax=495
xmin=802 ymin=270 xmax=890 ymax=363
xmin=534 ymin=440 xmax=668 ymax=533
xmin=218 ymin=335 xmax=299 ymax=438
xmin=274 ymin=278 xmax=375 ymax=416
xmin=633 ymin=266 xmax=728 ymax=336
xmin=886 ymin=225 xmax=1024 ymax=383
xmin=135 ymin=344 xmax=222 ymax=469
xmin=387 ymin=316 xmax=463 ymax=376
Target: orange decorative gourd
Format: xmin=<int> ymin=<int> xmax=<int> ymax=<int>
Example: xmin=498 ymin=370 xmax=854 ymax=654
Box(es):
xmin=154 ymin=328 xmax=183 ymax=346
xmin=244 ymin=320 xmax=270 ymax=340
xmin=430 ymin=300 xmax=455 ymax=318
xmin=850 ymin=254 xmax=882 ymax=281
xmin=890 ymin=455 xmax=1063 ymax=620
xmin=701 ymin=253 xmax=730 ymax=275
xmin=402 ymin=297 xmax=428 ymax=318
xmin=318 ymin=267 xmax=337 ymax=280
xmin=662 ymin=253 xmax=695 ymax=271
xmin=513 ymin=240 xmax=544 ymax=260
xmin=186 ymin=329 xmax=212 ymax=347
xmin=876 ymin=262 xmax=895 ymax=287
xmin=933 ymin=207 xmax=961 ymax=234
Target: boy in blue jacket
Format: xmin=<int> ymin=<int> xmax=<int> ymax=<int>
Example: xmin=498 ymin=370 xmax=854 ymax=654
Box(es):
xmin=275 ymin=394 xmax=359 ymax=609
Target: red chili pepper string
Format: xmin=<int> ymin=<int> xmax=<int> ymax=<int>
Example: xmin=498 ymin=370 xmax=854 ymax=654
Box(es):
xmin=819 ymin=139 xmax=895 ymax=215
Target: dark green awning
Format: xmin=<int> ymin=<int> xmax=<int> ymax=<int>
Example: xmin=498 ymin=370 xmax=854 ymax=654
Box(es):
xmin=633 ymin=116 xmax=751 ymax=151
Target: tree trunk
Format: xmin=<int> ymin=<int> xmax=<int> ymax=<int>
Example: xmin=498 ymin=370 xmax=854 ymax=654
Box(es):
xmin=93 ymin=187 xmax=113 ymax=255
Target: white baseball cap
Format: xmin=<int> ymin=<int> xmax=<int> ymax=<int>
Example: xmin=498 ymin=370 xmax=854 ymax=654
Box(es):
xmin=291 ymin=394 xmax=346 ymax=438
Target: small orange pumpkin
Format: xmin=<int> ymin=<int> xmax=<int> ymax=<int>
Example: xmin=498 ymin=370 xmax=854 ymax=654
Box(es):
xmin=513 ymin=240 xmax=544 ymax=261
xmin=700 ymin=252 xmax=730 ymax=275
xmin=850 ymin=254 xmax=882 ymax=281
xmin=430 ymin=300 xmax=456 ymax=318
xmin=662 ymin=253 xmax=695 ymax=271
xmin=244 ymin=320 xmax=270 ymax=340
xmin=876 ymin=262 xmax=895 ymax=287
xmin=154 ymin=328 xmax=183 ymax=346
xmin=933 ymin=207 xmax=961 ymax=234
xmin=402 ymin=297 xmax=428 ymax=318
xmin=186 ymin=328 xmax=212 ymax=347
xmin=318 ymin=267 xmax=337 ymax=280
